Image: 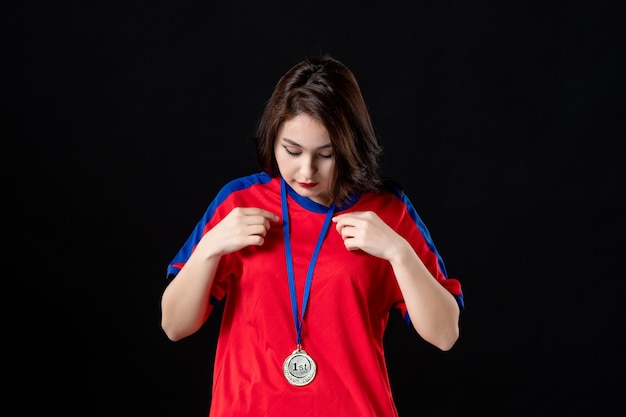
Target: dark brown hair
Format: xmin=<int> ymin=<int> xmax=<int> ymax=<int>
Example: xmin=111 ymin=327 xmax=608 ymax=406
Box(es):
xmin=254 ymin=55 xmax=384 ymax=205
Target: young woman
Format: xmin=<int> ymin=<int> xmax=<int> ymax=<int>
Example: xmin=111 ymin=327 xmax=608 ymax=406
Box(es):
xmin=161 ymin=55 xmax=464 ymax=416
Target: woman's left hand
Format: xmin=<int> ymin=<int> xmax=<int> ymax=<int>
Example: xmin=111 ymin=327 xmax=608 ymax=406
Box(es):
xmin=332 ymin=211 xmax=403 ymax=260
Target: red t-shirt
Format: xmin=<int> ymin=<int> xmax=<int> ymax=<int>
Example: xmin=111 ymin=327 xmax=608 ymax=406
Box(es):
xmin=167 ymin=172 xmax=463 ymax=416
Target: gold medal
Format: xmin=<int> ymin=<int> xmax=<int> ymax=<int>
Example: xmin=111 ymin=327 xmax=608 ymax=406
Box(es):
xmin=282 ymin=346 xmax=317 ymax=386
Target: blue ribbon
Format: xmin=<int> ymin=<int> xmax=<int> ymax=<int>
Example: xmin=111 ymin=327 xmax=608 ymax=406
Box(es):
xmin=281 ymin=177 xmax=335 ymax=346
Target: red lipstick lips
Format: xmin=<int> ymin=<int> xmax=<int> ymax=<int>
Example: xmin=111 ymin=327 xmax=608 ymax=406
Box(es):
xmin=298 ymin=182 xmax=318 ymax=189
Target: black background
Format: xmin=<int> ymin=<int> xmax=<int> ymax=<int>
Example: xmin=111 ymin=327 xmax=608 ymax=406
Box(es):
xmin=6 ymin=1 xmax=624 ymax=416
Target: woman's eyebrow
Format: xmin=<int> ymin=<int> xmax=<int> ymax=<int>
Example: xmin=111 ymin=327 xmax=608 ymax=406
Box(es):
xmin=281 ymin=137 xmax=332 ymax=150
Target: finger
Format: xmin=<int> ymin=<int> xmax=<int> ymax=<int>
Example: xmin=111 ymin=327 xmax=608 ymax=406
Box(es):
xmin=333 ymin=211 xmax=367 ymax=222
xmin=332 ymin=213 xmax=349 ymax=223
xmin=341 ymin=237 xmax=361 ymax=251
xmin=243 ymin=215 xmax=272 ymax=230
xmin=334 ymin=218 xmax=361 ymax=234
xmin=335 ymin=222 xmax=349 ymax=234
xmin=337 ymin=224 xmax=356 ymax=239
xmin=243 ymin=207 xmax=280 ymax=222
xmin=246 ymin=234 xmax=265 ymax=246
xmin=247 ymin=224 xmax=269 ymax=237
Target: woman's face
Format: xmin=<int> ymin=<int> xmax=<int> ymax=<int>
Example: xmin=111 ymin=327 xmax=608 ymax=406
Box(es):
xmin=274 ymin=113 xmax=335 ymax=206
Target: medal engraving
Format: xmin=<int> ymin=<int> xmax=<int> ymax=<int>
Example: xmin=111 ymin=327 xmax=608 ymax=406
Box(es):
xmin=283 ymin=348 xmax=317 ymax=386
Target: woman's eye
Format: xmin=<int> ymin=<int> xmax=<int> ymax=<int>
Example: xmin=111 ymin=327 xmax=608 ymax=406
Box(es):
xmin=283 ymin=146 xmax=301 ymax=156
xmin=282 ymin=146 xmax=332 ymax=159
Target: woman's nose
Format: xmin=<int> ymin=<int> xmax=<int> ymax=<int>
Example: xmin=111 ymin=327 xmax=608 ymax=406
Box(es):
xmin=300 ymin=156 xmax=316 ymax=179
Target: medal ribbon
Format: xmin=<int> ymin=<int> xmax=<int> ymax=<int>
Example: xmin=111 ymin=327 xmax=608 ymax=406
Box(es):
xmin=281 ymin=177 xmax=335 ymax=346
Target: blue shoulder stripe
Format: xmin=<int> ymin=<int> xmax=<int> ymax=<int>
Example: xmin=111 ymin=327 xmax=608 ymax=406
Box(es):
xmin=392 ymin=187 xmax=465 ymax=311
xmin=390 ymin=187 xmax=449 ymax=278
xmin=166 ymin=172 xmax=273 ymax=279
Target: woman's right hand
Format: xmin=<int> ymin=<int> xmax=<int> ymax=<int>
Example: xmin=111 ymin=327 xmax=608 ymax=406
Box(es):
xmin=204 ymin=207 xmax=280 ymax=256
